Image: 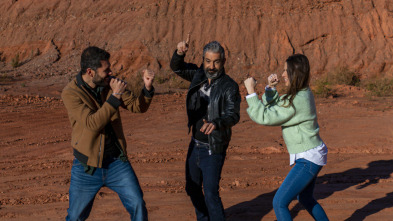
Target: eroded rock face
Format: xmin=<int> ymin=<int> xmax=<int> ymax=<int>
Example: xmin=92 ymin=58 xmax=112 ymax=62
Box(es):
xmin=0 ymin=0 xmax=392 ymax=80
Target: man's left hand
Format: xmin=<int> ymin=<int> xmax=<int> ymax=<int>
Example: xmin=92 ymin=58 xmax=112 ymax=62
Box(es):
xmin=143 ymin=69 xmax=155 ymax=91
xmin=200 ymin=119 xmax=216 ymax=135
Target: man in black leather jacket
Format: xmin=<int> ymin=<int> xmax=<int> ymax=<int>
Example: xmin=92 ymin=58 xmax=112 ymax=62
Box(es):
xmin=170 ymin=37 xmax=241 ymax=221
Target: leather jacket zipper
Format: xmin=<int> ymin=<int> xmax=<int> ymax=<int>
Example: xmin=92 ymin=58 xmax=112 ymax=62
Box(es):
xmin=207 ymin=84 xmax=213 ymax=155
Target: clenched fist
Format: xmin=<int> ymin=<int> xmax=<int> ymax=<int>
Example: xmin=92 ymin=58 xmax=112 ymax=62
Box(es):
xmin=268 ymin=74 xmax=279 ymax=88
xmin=244 ymin=77 xmax=257 ymax=95
xmin=110 ymin=77 xmax=127 ymax=99
xmin=143 ymin=69 xmax=155 ymax=91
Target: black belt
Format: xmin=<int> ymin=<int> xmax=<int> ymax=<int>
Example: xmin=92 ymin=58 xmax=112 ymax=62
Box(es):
xmin=192 ymin=137 xmax=209 ymax=146
xmin=192 ymin=137 xmax=212 ymax=155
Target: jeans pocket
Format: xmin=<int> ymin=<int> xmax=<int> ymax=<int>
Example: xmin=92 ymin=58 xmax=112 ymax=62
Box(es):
xmin=307 ymin=161 xmax=322 ymax=177
xmin=296 ymin=158 xmax=321 ymax=177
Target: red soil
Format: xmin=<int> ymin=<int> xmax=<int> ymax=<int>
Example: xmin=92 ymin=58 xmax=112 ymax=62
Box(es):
xmin=1 ymin=89 xmax=393 ymax=220
xmin=1 ymin=0 xmax=393 ymax=220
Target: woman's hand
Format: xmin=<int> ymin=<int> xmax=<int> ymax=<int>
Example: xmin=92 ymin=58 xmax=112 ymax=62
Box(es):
xmin=244 ymin=77 xmax=257 ymax=95
xmin=268 ymin=74 xmax=279 ymax=88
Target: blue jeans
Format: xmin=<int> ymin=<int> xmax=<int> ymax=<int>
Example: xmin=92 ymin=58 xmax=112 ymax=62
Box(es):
xmin=273 ymin=158 xmax=329 ymax=221
xmin=66 ymin=158 xmax=148 ymax=221
xmin=185 ymin=138 xmax=226 ymax=221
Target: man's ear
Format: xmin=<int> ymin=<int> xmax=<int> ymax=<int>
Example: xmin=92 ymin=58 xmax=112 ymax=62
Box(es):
xmin=222 ymin=58 xmax=226 ymax=65
xmin=86 ymin=68 xmax=94 ymax=77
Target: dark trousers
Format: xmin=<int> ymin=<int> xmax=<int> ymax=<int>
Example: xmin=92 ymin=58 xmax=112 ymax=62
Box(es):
xmin=185 ymin=138 xmax=226 ymax=221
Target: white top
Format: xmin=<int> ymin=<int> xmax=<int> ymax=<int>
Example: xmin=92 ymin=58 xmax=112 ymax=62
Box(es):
xmin=246 ymin=92 xmax=258 ymax=99
xmin=290 ymin=142 xmax=328 ymax=166
xmin=246 ymin=87 xmax=328 ymax=166
xmin=246 ymin=85 xmax=275 ymax=99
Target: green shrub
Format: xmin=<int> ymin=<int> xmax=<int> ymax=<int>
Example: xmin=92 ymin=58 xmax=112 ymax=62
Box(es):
xmin=328 ymin=66 xmax=360 ymax=86
xmin=364 ymin=78 xmax=393 ymax=97
xmin=313 ymin=77 xmax=337 ymax=98
xmin=312 ymin=66 xmax=359 ymax=98
xmin=155 ymin=71 xmax=171 ymax=84
xmin=30 ymin=48 xmax=41 ymax=58
xmin=11 ymin=54 xmax=20 ymax=68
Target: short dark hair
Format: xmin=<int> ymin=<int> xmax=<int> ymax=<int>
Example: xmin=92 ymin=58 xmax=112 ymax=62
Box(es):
xmin=80 ymin=46 xmax=110 ymax=74
xmin=203 ymin=41 xmax=225 ymax=61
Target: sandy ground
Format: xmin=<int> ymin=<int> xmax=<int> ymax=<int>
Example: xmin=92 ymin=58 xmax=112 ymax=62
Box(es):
xmin=1 ymin=88 xmax=393 ymax=221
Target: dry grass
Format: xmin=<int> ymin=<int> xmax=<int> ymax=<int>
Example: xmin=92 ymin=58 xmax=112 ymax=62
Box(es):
xmin=312 ymin=77 xmax=337 ymax=98
xmin=312 ymin=66 xmax=360 ymax=98
xmin=11 ymin=54 xmax=20 ymax=68
xmin=168 ymin=74 xmax=190 ymax=89
xmin=313 ymin=66 xmax=393 ymax=98
xmin=155 ymin=70 xmax=172 ymax=85
xmin=327 ymin=66 xmax=361 ymax=86
xmin=363 ymin=78 xmax=393 ymax=97
xmin=126 ymin=72 xmax=144 ymax=97
xmin=0 ymin=73 xmax=13 ymax=83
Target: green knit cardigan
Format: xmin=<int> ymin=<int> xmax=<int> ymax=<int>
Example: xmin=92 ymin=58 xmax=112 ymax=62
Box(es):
xmin=246 ymin=87 xmax=323 ymax=154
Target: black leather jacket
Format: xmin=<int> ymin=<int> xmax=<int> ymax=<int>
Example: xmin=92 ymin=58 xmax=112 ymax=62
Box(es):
xmin=170 ymin=51 xmax=241 ymax=154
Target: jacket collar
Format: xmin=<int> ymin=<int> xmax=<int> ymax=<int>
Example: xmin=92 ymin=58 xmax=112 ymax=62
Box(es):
xmin=75 ymin=71 xmax=105 ymax=101
xmin=76 ymin=71 xmax=85 ymax=88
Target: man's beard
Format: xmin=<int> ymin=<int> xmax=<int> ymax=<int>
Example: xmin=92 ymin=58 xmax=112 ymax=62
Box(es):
xmin=204 ymin=67 xmax=224 ymax=80
xmin=92 ymin=74 xmax=108 ymax=87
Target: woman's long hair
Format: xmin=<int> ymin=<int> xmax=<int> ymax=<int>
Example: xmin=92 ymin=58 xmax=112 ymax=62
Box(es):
xmin=282 ymin=54 xmax=310 ymax=107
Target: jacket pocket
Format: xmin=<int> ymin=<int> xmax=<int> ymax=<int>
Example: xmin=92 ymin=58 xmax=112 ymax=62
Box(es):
xmin=72 ymin=128 xmax=85 ymax=146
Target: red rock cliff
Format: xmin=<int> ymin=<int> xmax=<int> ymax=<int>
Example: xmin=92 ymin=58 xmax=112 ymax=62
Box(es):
xmin=0 ymin=0 xmax=392 ymax=80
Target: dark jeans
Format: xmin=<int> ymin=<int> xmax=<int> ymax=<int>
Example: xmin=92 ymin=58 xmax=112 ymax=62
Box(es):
xmin=66 ymin=158 xmax=148 ymax=221
xmin=185 ymin=138 xmax=227 ymax=221
xmin=273 ymin=158 xmax=329 ymax=221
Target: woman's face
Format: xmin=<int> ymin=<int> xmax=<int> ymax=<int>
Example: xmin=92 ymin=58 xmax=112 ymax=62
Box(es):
xmin=282 ymin=62 xmax=290 ymax=87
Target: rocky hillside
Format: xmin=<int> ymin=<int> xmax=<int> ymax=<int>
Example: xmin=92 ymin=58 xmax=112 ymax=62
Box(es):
xmin=0 ymin=0 xmax=392 ymax=82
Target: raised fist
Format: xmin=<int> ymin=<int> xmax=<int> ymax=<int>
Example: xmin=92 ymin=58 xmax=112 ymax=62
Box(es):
xmin=143 ymin=69 xmax=155 ymax=91
xmin=268 ymin=74 xmax=279 ymax=88
xmin=177 ymin=33 xmax=190 ymax=56
xmin=244 ymin=77 xmax=257 ymax=95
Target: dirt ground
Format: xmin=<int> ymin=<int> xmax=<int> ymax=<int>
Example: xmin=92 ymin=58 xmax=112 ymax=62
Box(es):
xmin=1 ymin=82 xmax=393 ymax=221
xmin=1 ymin=1 xmax=393 ymax=220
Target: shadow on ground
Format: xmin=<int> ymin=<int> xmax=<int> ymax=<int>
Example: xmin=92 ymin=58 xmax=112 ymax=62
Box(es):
xmin=225 ymin=160 xmax=393 ymax=221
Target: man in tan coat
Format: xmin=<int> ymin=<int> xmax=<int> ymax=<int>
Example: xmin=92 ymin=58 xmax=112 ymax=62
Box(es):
xmin=62 ymin=46 xmax=154 ymax=221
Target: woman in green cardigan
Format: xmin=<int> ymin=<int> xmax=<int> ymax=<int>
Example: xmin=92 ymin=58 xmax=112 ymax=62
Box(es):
xmin=244 ymin=54 xmax=329 ymax=221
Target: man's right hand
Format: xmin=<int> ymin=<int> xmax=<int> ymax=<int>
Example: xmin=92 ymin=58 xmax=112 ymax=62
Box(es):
xmin=176 ymin=33 xmax=190 ymax=56
xmin=110 ymin=77 xmax=127 ymax=99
